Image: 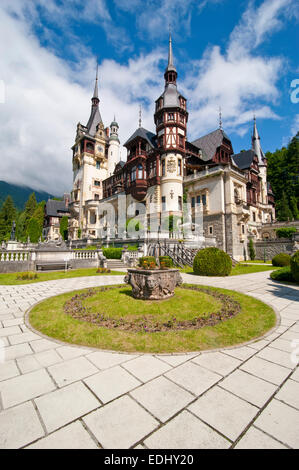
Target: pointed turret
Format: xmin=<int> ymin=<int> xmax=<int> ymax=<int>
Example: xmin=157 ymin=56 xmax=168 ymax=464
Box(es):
xmin=252 ymin=117 xmax=265 ymax=166
xmin=86 ymin=64 xmax=103 ymax=136
xmin=164 ymin=33 xmax=177 ymax=85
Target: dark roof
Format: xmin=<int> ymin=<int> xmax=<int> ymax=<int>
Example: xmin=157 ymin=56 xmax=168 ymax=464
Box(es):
xmin=114 ymin=161 xmax=126 ymax=172
xmin=86 ymin=106 xmax=103 ymax=137
xmin=124 ymin=127 xmax=157 ymax=148
xmin=192 ymin=129 xmax=231 ymax=161
xmin=45 ymin=200 xmax=69 ymax=217
xmin=232 ymin=149 xmax=256 ymax=170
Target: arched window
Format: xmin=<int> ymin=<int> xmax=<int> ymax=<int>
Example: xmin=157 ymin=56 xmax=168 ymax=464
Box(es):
xmin=137 ymin=164 xmax=143 ymax=179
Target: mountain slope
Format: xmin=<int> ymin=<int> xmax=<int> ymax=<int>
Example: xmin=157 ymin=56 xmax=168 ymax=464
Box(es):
xmin=0 ymin=181 xmax=55 ymax=211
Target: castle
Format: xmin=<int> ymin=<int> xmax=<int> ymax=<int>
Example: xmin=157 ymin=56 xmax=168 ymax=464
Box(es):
xmin=68 ymin=35 xmax=275 ymax=260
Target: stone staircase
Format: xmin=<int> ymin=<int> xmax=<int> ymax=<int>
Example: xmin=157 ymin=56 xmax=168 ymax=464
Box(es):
xmin=106 ymin=259 xmax=127 ymax=271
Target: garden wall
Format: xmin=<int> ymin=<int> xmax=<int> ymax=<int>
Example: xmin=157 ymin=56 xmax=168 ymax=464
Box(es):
xmin=254 ymin=239 xmax=295 ymax=260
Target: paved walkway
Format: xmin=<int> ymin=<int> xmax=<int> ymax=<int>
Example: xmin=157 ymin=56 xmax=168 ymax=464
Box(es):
xmin=0 ymin=272 xmax=298 ymax=449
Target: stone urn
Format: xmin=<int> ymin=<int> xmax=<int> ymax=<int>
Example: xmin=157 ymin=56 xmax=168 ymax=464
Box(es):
xmin=124 ymin=268 xmax=183 ymax=300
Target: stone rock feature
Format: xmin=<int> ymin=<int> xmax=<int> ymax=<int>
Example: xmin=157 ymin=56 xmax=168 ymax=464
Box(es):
xmin=124 ymin=268 xmax=182 ymax=300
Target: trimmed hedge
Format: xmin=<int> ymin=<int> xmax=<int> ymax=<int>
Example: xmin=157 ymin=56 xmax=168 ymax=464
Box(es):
xmin=270 ymin=267 xmax=294 ymax=283
xmin=291 ymin=251 xmax=299 ymax=282
xmin=159 ymin=256 xmax=173 ymax=268
xmin=102 ymin=248 xmax=122 ymax=259
xmin=275 ymin=227 xmax=296 ymax=239
xmin=139 ymin=256 xmax=157 ymax=269
xmin=272 ymin=253 xmax=291 ymax=267
xmin=193 ymin=247 xmax=232 ymax=276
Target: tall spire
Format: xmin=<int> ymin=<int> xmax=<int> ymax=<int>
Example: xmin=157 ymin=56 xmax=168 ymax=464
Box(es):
xmin=166 ymin=32 xmax=176 ymax=73
xmin=252 ymin=116 xmax=265 ymax=166
xmin=139 ymin=105 xmax=142 ymax=128
xmin=219 ymin=106 xmax=223 ymax=130
xmin=92 ymin=63 xmax=99 ymax=102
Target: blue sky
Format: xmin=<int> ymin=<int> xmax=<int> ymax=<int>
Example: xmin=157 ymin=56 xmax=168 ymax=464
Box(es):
xmin=0 ymin=0 xmax=298 ymax=195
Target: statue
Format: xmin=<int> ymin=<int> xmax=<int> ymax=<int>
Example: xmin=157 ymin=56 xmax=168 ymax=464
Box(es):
xmin=10 ymin=220 xmax=16 ymax=241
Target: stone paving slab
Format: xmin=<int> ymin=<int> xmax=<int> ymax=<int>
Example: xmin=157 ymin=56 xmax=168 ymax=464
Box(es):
xmin=84 ymin=366 xmax=141 ymax=404
xmin=0 ymin=368 xmax=56 ymax=409
xmin=165 ymin=361 xmax=221 ymax=396
xmin=220 ymin=369 xmax=277 ymax=407
xmin=0 ymin=401 xmax=44 ymax=449
xmin=234 ymin=426 xmax=287 ymax=449
xmin=83 ymin=395 xmax=159 ymax=449
xmin=144 ymin=410 xmax=230 ymax=449
xmin=0 ymin=271 xmax=298 ymax=449
xmin=26 ymin=421 xmax=98 ymax=449
xmin=188 ymin=386 xmax=258 ymax=441
xmin=254 ymin=399 xmax=299 ymax=448
xmin=191 ymin=351 xmax=242 ymax=376
xmin=48 ymin=356 xmax=99 ymax=387
xmin=275 ymin=379 xmax=299 ymax=410
xmin=131 ymin=376 xmax=194 ymax=423
xmin=240 ymin=356 xmax=291 ymax=385
xmin=34 ymin=381 xmax=100 ymax=433
xmin=122 ymin=355 xmax=172 ymax=382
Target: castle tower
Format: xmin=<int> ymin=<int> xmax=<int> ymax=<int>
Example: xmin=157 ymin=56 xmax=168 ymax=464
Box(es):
xmin=108 ymin=118 xmax=120 ymax=176
xmin=69 ymin=65 xmax=109 ymax=239
xmin=154 ymin=34 xmax=188 ymax=216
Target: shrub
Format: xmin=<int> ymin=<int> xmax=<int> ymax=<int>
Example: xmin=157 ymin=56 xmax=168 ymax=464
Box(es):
xmin=16 ymin=272 xmax=38 ymax=281
xmin=60 ymin=216 xmax=69 ymax=241
xmin=290 ymin=251 xmax=299 ymax=282
xmin=102 ymin=248 xmax=122 ymax=259
xmin=275 ymin=227 xmax=297 ymax=239
xmin=139 ymin=256 xmax=157 ymax=269
xmin=270 ymin=267 xmax=294 ymax=283
xmin=272 ymin=253 xmax=291 ymax=267
xmin=193 ymin=247 xmax=232 ymax=276
xmin=159 ymin=256 xmax=173 ymax=268
xmin=248 ymin=238 xmax=255 ymax=260
xmin=96 ymin=267 xmax=111 ymax=274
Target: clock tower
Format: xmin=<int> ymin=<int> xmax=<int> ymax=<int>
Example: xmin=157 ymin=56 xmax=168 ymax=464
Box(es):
xmin=154 ymin=34 xmax=188 ymax=217
xmin=69 ymin=66 xmax=109 ymax=239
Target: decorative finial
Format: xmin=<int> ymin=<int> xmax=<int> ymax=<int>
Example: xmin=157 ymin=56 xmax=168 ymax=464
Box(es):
xmin=139 ymin=105 xmax=142 ymax=128
xmin=219 ymin=106 xmax=223 ymax=130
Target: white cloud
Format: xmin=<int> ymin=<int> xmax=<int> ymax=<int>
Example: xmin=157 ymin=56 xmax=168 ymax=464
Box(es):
xmin=0 ymin=4 xmax=163 ymax=195
xmin=228 ymin=0 xmax=292 ymax=58
xmin=0 ymin=0 xmax=296 ymax=195
xmin=183 ymin=0 xmax=291 ymax=140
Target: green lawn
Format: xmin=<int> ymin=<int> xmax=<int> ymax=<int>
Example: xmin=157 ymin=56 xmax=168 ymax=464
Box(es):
xmin=29 ymin=283 xmax=276 ymax=354
xmin=180 ymin=264 xmax=278 ymax=276
xmin=0 ymin=269 xmax=126 ymax=285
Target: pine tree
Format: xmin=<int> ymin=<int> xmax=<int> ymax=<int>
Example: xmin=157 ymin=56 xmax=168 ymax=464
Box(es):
xmin=32 ymin=201 xmax=45 ymax=232
xmin=0 ymin=195 xmax=17 ymax=241
xmin=27 ymin=217 xmax=42 ymax=243
xmin=24 ymin=193 xmax=37 ymax=229
xmin=277 ymin=191 xmax=293 ymax=221
xmin=290 ymin=195 xmax=299 ymax=220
